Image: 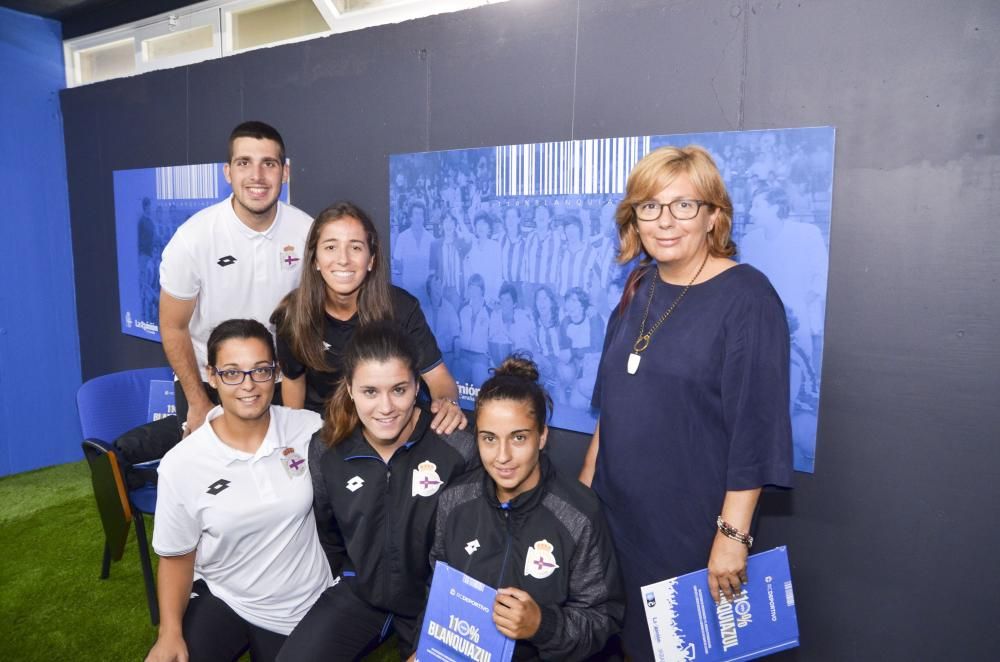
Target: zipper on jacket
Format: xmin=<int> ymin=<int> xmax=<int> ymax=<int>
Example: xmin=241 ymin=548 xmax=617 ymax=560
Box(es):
xmin=383 ymin=461 xmax=393 ymax=602
xmin=497 ymin=503 xmax=512 ymax=587
xmin=346 ymin=452 xmax=394 ymax=603
xmin=381 ymin=441 xmax=413 ymax=603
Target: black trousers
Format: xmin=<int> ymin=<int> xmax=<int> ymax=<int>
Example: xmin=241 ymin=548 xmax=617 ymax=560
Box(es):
xmin=175 ymin=380 xmax=283 ymax=435
xmin=276 ymin=579 xmax=418 ymax=662
xmin=184 ymin=579 xmax=287 ymax=662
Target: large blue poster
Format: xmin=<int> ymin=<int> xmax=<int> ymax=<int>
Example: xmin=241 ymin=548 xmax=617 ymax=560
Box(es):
xmin=113 ymin=162 xmax=291 ymax=343
xmin=390 ymin=128 xmax=834 ymax=473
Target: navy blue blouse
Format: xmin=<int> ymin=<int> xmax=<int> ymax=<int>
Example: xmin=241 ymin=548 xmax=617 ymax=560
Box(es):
xmin=591 ymin=263 xmax=793 ymax=659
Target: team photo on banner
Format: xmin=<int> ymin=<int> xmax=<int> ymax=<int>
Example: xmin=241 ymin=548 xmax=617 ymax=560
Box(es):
xmin=389 ymin=127 xmax=834 ymax=472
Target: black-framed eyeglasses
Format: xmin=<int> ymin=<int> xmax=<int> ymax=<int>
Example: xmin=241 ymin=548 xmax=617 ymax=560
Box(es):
xmin=633 ymin=199 xmax=712 ymax=222
xmin=212 ymin=365 xmax=277 ymax=385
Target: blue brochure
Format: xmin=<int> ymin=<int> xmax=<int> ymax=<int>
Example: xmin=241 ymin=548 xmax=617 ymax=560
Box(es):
xmin=147 ymin=379 xmax=176 ymax=422
xmin=641 ymin=547 xmax=799 ymax=661
xmin=416 ymin=561 xmax=515 ymax=662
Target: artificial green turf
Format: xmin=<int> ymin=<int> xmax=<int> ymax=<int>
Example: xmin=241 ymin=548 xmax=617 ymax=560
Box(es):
xmin=0 ymin=460 xmax=93 ymax=523
xmin=0 ymin=461 xmax=398 ymax=661
xmin=0 ymin=461 xmax=158 ymax=660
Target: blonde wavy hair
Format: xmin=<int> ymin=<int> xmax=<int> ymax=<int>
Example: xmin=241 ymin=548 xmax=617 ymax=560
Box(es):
xmin=615 ymin=145 xmax=736 ymax=264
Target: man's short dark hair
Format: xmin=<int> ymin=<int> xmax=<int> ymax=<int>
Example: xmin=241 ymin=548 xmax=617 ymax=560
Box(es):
xmin=559 ymin=213 xmax=584 ymax=237
xmin=228 ymin=121 xmax=286 ymax=164
xmin=207 ymin=319 xmax=276 ymax=367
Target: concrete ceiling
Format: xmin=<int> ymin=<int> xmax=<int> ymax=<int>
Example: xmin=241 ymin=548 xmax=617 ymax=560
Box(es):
xmin=0 ymin=0 xmax=204 ymax=38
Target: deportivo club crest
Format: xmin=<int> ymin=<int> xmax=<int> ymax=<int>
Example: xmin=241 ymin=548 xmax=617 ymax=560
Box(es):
xmin=280 ymin=244 xmax=301 ymax=270
xmin=411 ymin=460 xmax=443 ymax=497
xmin=524 ymin=539 xmax=559 ymax=579
xmin=280 ymin=447 xmax=306 ymax=478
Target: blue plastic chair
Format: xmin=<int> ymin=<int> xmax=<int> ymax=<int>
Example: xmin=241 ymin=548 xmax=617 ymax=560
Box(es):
xmin=77 ymin=366 xmax=173 ymax=626
xmin=77 ymin=367 xmax=174 ymax=442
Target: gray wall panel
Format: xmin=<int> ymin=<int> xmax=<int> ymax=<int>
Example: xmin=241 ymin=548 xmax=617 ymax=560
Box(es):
xmin=60 ymin=1 xmax=1000 ymax=658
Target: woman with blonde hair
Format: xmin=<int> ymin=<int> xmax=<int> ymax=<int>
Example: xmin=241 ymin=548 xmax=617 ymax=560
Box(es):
xmin=580 ymin=145 xmax=793 ymax=660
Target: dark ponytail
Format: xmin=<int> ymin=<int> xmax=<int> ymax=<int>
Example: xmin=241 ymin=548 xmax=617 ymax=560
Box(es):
xmin=475 ymin=355 xmax=552 ymax=433
xmin=320 ymin=321 xmax=420 ymax=446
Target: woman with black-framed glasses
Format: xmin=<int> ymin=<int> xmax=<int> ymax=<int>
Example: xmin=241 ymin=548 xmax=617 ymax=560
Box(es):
xmin=146 ymin=319 xmax=332 ymax=662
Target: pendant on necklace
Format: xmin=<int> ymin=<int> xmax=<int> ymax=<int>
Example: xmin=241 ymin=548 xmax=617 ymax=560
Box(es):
xmin=627 ymin=352 xmax=641 ymax=375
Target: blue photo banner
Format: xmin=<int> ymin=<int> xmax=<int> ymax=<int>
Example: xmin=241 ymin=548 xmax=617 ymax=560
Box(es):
xmin=113 ymin=162 xmax=291 ymax=343
xmin=393 ymin=126 xmax=834 ymax=472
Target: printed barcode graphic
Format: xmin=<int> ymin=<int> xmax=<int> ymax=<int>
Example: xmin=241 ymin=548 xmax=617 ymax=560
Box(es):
xmin=495 ymin=137 xmax=651 ymax=197
xmin=156 ymin=163 xmax=219 ymax=200
xmin=784 ymin=580 xmax=795 ymax=607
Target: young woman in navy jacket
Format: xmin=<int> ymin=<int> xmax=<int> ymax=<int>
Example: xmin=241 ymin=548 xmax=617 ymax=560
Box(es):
xmin=277 ymin=321 xmax=477 ymax=661
xmin=424 ymin=357 xmax=624 ymax=661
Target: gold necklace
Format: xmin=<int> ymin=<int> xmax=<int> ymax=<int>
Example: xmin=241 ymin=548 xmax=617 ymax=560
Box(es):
xmin=627 ymin=252 xmax=710 ymax=375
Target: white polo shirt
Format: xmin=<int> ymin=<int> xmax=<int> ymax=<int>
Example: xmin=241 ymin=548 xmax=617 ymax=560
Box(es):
xmin=159 ymin=195 xmax=312 ymax=368
xmin=153 ymin=405 xmax=332 ymax=635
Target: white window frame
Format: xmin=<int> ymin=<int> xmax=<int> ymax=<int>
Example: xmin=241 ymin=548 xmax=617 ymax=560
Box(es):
xmin=64 ymin=0 xmax=512 ymax=87
xmin=135 ymin=7 xmax=223 ymax=74
xmin=64 ymin=33 xmax=136 ymax=87
xmin=222 ymin=0 xmax=333 ymax=56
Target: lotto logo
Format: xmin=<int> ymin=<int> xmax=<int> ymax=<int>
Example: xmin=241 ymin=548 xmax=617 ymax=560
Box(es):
xmin=206 ymin=479 xmax=231 ymax=495
xmin=345 ymin=476 xmax=364 ymax=492
xmin=216 ymin=255 xmax=237 ymax=267
xmin=464 ymin=539 xmax=481 ymax=555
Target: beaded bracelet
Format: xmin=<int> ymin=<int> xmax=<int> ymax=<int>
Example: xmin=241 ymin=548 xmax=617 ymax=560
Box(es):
xmin=716 ymin=516 xmax=753 ymax=549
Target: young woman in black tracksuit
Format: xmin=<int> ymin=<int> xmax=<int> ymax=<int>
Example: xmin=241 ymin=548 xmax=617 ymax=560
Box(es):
xmin=277 ymin=321 xmax=477 ymax=661
xmin=425 ymin=356 xmax=625 ymax=661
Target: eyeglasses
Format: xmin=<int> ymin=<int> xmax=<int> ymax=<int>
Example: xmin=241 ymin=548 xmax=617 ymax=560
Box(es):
xmin=212 ymin=365 xmax=277 ymax=385
xmin=633 ymin=199 xmax=712 ymax=222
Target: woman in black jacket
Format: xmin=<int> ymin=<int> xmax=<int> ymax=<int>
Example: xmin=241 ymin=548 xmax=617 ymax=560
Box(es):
xmin=277 ymin=321 xmax=477 ymax=661
xmin=426 ymin=356 xmax=625 ymax=661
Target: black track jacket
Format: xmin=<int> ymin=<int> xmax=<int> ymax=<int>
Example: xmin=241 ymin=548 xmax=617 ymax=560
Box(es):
xmin=428 ymin=455 xmax=624 ymax=661
xmin=310 ymin=405 xmax=477 ymax=618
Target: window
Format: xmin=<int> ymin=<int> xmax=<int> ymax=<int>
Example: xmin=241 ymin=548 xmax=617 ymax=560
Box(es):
xmin=143 ymin=25 xmax=215 ymax=62
xmin=71 ymin=38 xmax=136 ymax=86
xmin=228 ymin=0 xmax=330 ymax=53
xmin=136 ymin=8 xmax=221 ymax=73
xmin=64 ymin=0 xmax=512 ymax=87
